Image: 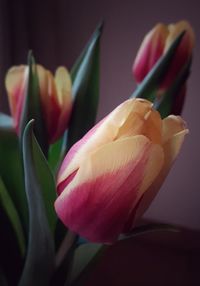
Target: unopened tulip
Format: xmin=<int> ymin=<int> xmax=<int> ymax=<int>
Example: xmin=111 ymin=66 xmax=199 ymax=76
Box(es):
xmin=55 ymin=98 xmax=188 ymax=243
xmin=132 ymin=21 xmax=194 ymax=114
xmin=133 ymin=21 xmax=194 ymax=86
xmin=5 ymin=65 xmax=72 ymax=143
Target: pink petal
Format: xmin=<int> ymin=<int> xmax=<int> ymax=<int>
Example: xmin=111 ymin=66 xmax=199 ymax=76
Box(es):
xmin=35 ymin=65 xmax=72 ymax=143
xmin=161 ymin=21 xmax=194 ymax=89
xmin=51 ymin=67 xmax=72 ymax=143
xmin=36 ymin=65 xmax=62 ymax=143
xmin=5 ymin=66 xmax=28 ymax=133
xmin=57 ymin=99 xmax=154 ymax=187
xmin=133 ymin=115 xmax=188 ymax=222
xmin=55 ymin=135 xmax=163 ymax=243
xmin=133 ymin=24 xmax=168 ymax=83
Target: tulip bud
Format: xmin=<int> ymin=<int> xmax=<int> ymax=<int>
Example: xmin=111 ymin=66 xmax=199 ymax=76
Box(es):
xmin=133 ymin=24 xmax=169 ymax=83
xmin=55 ymin=98 xmax=188 ymax=243
xmin=132 ymin=21 xmax=194 ymax=114
xmin=5 ymin=65 xmax=72 ymax=143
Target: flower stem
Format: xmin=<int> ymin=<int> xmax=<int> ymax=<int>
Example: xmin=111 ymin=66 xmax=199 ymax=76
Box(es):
xmin=55 ymin=230 xmax=77 ymax=268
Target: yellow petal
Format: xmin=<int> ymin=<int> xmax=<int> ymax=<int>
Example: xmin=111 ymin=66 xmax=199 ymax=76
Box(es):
xmin=60 ymin=135 xmax=163 ymax=200
xmin=165 ymin=20 xmax=195 ymax=52
xmin=5 ymin=66 xmax=26 ymax=93
xmin=55 ymin=67 xmax=72 ymax=107
xmin=134 ymin=116 xmax=188 ymax=221
xmin=124 ymin=137 xmax=164 ymax=228
xmin=35 ymin=65 xmax=48 ymax=91
xmin=116 ymin=101 xmax=162 ymax=144
xmin=36 ymin=65 xmax=58 ymax=132
xmin=162 ymin=115 xmax=188 ymax=144
xmin=116 ymin=111 xmax=144 ymax=139
xmin=58 ymin=98 xmax=153 ymax=183
xmin=36 ymin=65 xmax=56 ymax=102
xmin=5 ymin=66 xmax=27 ymax=117
xmin=56 ymin=135 xmax=164 ymax=242
xmin=142 ymin=109 xmax=162 ymax=144
xmin=137 ymin=142 xmax=164 ymax=197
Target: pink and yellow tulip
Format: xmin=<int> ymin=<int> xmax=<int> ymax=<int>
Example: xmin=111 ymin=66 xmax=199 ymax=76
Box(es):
xmin=5 ymin=65 xmax=72 ymax=143
xmin=55 ymin=98 xmax=188 ymax=243
xmin=133 ymin=21 xmax=194 ymax=87
xmin=132 ymin=21 xmax=194 ymax=115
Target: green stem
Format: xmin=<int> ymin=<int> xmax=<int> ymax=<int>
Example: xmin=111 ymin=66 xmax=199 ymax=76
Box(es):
xmin=56 ymin=230 xmax=77 ymax=268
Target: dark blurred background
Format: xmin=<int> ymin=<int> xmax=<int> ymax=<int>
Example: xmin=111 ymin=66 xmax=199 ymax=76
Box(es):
xmin=0 ymin=0 xmax=200 ymax=284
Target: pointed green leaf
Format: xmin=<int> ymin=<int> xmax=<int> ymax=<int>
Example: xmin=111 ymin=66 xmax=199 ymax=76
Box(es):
xmin=19 ymin=120 xmax=55 ymax=286
xmin=48 ymin=22 xmax=103 ymax=170
xmin=48 ymin=138 xmax=63 ymax=172
xmin=0 ymin=121 xmax=28 ymax=233
xmin=70 ymin=21 xmax=103 ymax=83
xmin=68 ymin=243 xmax=106 ymax=286
xmin=48 ymin=132 xmax=68 ymax=174
xmin=131 ymin=31 xmax=185 ymax=100
xmin=53 ymin=23 xmax=104 ymax=248
xmin=67 ymin=22 xmax=103 ymax=150
xmin=0 ymin=177 xmax=25 ymax=256
xmin=31 ymin=128 xmax=57 ymax=233
xmin=155 ymin=58 xmax=191 ymax=118
xmin=20 ymin=51 xmax=48 ymax=156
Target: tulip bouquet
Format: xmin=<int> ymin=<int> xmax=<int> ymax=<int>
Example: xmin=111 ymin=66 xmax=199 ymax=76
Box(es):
xmin=0 ymin=20 xmax=194 ymax=286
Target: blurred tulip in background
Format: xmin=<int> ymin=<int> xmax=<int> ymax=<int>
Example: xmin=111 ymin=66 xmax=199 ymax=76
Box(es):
xmin=5 ymin=65 xmax=72 ymax=143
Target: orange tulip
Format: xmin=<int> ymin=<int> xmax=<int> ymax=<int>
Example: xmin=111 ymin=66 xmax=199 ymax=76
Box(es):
xmin=5 ymin=65 xmax=72 ymax=143
xmin=55 ymin=98 xmax=188 ymax=243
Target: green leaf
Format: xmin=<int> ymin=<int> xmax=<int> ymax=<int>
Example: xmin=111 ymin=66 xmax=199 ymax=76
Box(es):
xmin=0 ymin=177 xmax=25 ymax=256
xmin=48 ymin=22 xmax=103 ymax=174
xmin=20 ymin=51 xmax=48 ymax=156
xmin=131 ymin=31 xmax=185 ymax=101
xmin=67 ymin=22 xmax=103 ymax=150
xmin=68 ymin=243 xmax=104 ymax=286
xmin=48 ymin=132 xmax=67 ymax=174
xmin=155 ymin=57 xmax=191 ymax=118
xmin=19 ymin=120 xmax=55 ymax=286
xmin=48 ymin=138 xmax=63 ymax=172
xmin=70 ymin=21 xmax=103 ymax=83
xmin=119 ymin=223 xmax=179 ymax=240
xmin=31 ymin=126 xmax=57 ymax=233
xmin=53 ymin=23 xmax=104 ymax=248
xmin=0 ymin=120 xmax=28 ymax=233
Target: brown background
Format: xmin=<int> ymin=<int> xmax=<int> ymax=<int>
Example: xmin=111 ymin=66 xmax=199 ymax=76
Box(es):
xmin=0 ymin=0 xmax=199 ymax=230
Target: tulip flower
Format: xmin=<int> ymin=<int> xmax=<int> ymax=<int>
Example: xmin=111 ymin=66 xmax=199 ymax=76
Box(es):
xmin=55 ymin=98 xmax=188 ymax=243
xmin=132 ymin=21 xmax=194 ymax=114
xmin=5 ymin=65 xmax=72 ymax=143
